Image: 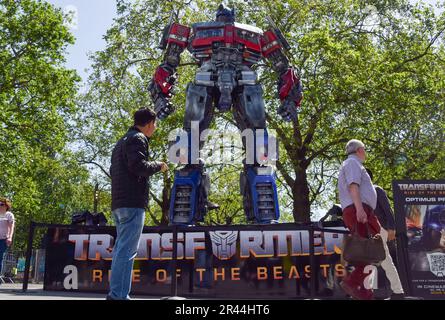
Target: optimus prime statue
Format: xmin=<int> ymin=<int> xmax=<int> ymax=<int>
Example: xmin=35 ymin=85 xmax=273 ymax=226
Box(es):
xmin=149 ymin=4 xmax=303 ymax=225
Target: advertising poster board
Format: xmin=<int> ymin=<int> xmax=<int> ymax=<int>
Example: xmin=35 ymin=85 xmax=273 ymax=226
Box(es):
xmin=393 ymin=180 xmax=445 ymax=299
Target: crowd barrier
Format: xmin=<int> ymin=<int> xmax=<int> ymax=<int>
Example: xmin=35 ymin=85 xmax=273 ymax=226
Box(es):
xmin=20 ymin=221 xmax=402 ymax=299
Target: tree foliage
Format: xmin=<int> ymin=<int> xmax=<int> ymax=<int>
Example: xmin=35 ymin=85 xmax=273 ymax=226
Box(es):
xmin=77 ymin=0 xmax=445 ymax=226
xmin=0 ymin=0 xmax=99 ymax=250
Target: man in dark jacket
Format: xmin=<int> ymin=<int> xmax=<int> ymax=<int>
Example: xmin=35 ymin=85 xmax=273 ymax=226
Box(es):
xmin=107 ymin=108 xmax=167 ymax=300
xmin=366 ymin=168 xmax=405 ymax=299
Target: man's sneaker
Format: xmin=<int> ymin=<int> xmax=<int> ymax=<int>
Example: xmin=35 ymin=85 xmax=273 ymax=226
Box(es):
xmin=388 ymin=293 xmax=404 ymax=300
xmin=340 ymin=280 xmax=374 ymax=300
xmin=389 ymin=293 xmax=423 ymax=300
xmin=340 ymin=280 xmax=360 ymax=299
xmin=106 ymin=294 xmax=130 ymax=300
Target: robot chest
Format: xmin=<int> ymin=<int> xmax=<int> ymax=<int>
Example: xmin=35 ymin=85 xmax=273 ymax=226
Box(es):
xmin=191 ymin=24 xmax=262 ymax=54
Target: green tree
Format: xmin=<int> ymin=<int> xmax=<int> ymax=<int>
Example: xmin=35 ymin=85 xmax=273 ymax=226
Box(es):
xmin=79 ymin=0 xmax=445 ymax=226
xmin=257 ymin=0 xmax=445 ymax=221
xmin=0 ymin=0 xmax=98 ymax=249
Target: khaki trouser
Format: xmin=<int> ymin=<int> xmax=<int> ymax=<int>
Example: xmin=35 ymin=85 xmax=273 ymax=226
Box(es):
xmin=379 ymin=228 xmax=404 ymax=294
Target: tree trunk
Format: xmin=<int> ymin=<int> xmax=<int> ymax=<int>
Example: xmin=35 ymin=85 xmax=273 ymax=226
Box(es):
xmin=292 ymin=168 xmax=311 ymax=223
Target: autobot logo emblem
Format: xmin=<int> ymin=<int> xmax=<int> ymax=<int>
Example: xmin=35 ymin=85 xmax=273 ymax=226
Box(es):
xmin=209 ymin=231 xmax=238 ymax=260
xmin=427 ymin=252 xmax=445 ymax=277
xmin=177 ymin=26 xmax=187 ymax=36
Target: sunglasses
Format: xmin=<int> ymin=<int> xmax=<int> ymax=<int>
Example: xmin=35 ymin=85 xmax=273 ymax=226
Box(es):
xmin=0 ymin=203 xmax=5 ymax=207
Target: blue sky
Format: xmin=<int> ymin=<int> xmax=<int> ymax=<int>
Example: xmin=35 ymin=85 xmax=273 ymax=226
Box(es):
xmin=47 ymin=0 xmax=118 ymax=82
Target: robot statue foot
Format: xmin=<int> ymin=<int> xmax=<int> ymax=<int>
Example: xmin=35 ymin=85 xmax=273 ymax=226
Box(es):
xmin=169 ymin=165 xmax=215 ymax=225
xmin=241 ymin=165 xmax=281 ymax=224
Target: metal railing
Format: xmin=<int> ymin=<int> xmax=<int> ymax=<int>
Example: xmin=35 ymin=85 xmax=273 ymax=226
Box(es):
xmin=1 ymin=248 xmax=45 ymax=285
xmin=1 ymin=250 xmax=18 ymax=283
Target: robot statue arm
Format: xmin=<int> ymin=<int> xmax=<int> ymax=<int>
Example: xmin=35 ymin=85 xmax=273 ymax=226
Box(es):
xmin=260 ymin=28 xmax=303 ymax=122
xmin=149 ymin=22 xmax=191 ymax=120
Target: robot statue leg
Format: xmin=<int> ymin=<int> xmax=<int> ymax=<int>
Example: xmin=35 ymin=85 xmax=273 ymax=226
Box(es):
xmin=234 ymin=84 xmax=280 ymax=224
xmin=169 ymin=83 xmax=215 ymax=225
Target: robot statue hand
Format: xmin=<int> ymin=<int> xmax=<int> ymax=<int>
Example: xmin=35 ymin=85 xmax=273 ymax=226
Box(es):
xmin=277 ymin=68 xmax=303 ymax=122
xmin=154 ymin=94 xmax=176 ymax=120
xmin=278 ymin=98 xmax=300 ymax=122
xmin=149 ymin=77 xmax=176 ymax=120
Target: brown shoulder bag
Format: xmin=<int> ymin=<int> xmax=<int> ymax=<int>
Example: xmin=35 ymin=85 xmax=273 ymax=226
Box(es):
xmin=342 ymin=223 xmax=386 ymax=265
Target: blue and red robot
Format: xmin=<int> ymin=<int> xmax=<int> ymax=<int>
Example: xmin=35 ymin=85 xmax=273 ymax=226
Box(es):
xmin=149 ymin=4 xmax=303 ymax=225
xmin=423 ymin=205 xmax=445 ymax=250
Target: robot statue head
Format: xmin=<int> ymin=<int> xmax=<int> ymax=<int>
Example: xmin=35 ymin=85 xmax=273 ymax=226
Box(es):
xmin=216 ymin=4 xmax=235 ymax=23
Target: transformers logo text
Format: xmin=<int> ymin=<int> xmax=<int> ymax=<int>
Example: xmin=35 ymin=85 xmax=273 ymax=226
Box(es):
xmin=68 ymin=230 xmax=344 ymax=261
xmin=398 ymin=183 xmax=445 ymax=191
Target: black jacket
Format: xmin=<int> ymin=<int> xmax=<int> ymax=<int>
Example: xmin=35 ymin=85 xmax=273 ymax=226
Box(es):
xmin=110 ymin=126 xmax=162 ymax=210
xmin=373 ymin=185 xmax=396 ymax=230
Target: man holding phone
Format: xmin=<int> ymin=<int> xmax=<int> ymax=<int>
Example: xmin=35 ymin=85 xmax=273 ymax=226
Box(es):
xmin=107 ymin=108 xmax=168 ymax=300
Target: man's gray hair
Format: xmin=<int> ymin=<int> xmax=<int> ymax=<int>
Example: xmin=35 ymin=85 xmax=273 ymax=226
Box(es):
xmin=346 ymin=139 xmax=365 ymax=155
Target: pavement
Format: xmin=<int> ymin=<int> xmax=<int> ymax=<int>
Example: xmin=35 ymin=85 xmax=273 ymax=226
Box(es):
xmin=0 ymin=283 xmax=164 ymax=300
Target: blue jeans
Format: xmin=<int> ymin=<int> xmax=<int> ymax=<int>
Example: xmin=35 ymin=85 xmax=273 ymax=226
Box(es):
xmin=0 ymin=239 xmax=7 ymax=274
xmin=108 ymin=208 xmax=145 ymax=300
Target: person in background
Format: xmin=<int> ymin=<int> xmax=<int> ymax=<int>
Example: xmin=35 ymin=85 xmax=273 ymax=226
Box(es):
xmin=0 ymin=197 xmax=15 ymax=277
xmin=365 ymin=168 xmax=406 ymax=300
xmin=337 ymin=139 xmax=380 ymax=300
xmin=317 ymin=203 xmax=343 ymax=297
xmin=319 ymin=203 xmax=343 ymax=224
xmin=107 ymin=108 xmax=168 ymax=300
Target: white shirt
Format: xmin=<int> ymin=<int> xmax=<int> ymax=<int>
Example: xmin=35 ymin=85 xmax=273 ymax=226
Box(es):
xmin=0 ymin=211 xmax=14 ymax=240
xmin=337 ymin=155 xmax=377 ymax=210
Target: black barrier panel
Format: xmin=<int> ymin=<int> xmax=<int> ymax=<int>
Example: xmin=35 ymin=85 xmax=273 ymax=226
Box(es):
xmin=44 ymin=225 xmax=173 ymax=297
xmin=42 ymin=223 xmax=352 ymax=299
xmin=393 ymin=180 xmax=445 ymax=300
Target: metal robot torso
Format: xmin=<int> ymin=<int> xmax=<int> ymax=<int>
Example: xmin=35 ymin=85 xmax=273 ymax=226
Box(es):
xmin=188 ymin=21 xmax=265 ymax=111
